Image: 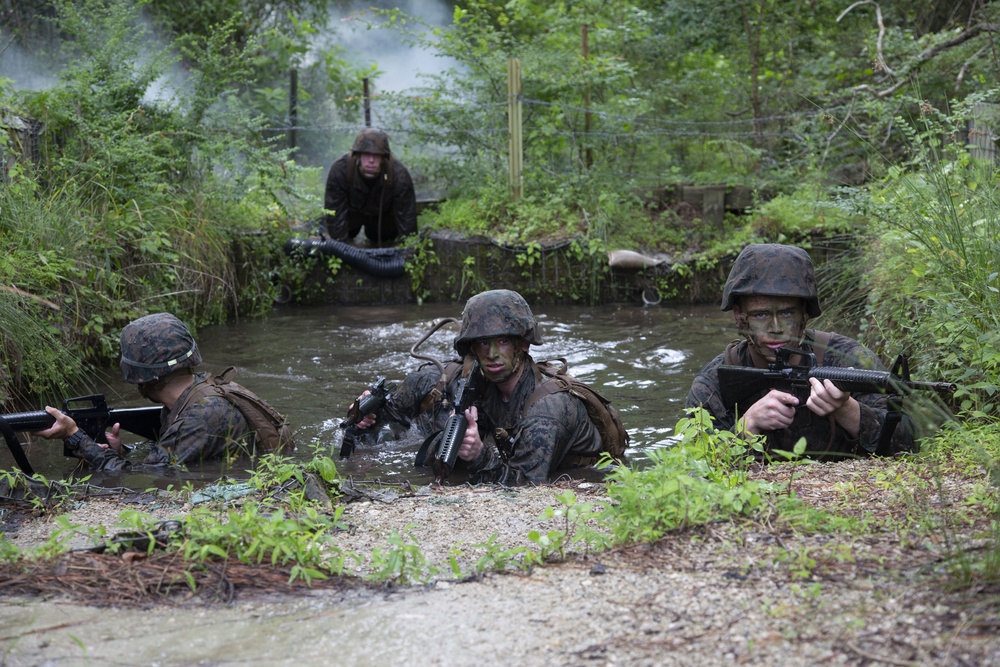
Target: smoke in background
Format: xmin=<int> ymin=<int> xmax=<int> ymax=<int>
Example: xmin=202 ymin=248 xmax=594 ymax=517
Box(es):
xmin=327 ymin=0 xmax=456 ymax=95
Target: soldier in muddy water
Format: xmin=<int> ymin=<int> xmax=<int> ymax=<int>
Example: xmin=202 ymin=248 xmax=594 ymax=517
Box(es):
xmin=349 ymin=289 xmax=623 ymax=485
xmin=686 ymin=243 xmax=915 ymax=459
xmin=34 ymin=313 xmax=290 ymax=472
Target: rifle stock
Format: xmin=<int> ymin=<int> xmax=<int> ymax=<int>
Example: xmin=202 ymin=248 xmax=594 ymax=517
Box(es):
xmin=0 ymin=394 xmax=162 ymax=474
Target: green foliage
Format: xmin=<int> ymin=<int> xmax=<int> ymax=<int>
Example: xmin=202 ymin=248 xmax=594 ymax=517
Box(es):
xmin=402 ymin=232 xmax=440 ymax=304
xmin=599 ymin=408 xmax=771 ymax=545
xmin=831 ymin=93 xmax=1000 ymax=420
xmin=368 ymin=526 xmax=438 ymax=585
xmin=528 ymin=489 xmax=609 ymax=560
xmin=749 ymin=185 xmax=863 ymax=240
xmin=0 ymin=0 xmax=309 ymax=402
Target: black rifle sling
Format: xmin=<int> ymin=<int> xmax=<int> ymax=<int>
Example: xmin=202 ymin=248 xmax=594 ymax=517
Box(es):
xmin=0 ymin=416 xmax=34 ymax=475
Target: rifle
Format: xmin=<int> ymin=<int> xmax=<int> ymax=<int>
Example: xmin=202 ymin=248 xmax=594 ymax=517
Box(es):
xmin=718 ymin=347 xmax=956 ymax=435
xmin=0 ymin=394 xmax=162 ymax=475
xmin=338 ymin=377 xmax=409 ymax=459
xmin=432 ymin=359 xmax=480 ymax=481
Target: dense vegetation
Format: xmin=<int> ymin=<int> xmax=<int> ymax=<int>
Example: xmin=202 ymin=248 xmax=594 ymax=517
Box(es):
xmin=1 ymin=0 xmax=997 ymax=406
xmin=0 ymin=0 xmax=999 ymax=605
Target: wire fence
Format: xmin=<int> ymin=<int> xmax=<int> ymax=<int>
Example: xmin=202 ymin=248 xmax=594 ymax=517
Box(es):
xmin=267 ymin=92 xmax=883 ymax=197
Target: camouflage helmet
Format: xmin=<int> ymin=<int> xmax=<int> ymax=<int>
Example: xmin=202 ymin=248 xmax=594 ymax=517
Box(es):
xmin=119 ymin=313 xmax=202 ymax=384
xmin=454 ymin=289 xmax=542 ymax=356
xmin=721 ymin=244 xmax=822 ymax=317
xmin=350 ymin=127 xmax=391 ymax=156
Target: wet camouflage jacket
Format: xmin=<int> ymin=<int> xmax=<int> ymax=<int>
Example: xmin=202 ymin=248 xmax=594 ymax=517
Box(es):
xmin=66 ymin=372 xmax=252 ymax=472
xmin=467 ymin=358 xmax=602 ymax=485
xmin=685 ymin=331 xmax=915 ymax=458
xmin=387 ymin=361 xmax=464 ymax=437
xmin=323 ymin=154 xmax=417 ymax=244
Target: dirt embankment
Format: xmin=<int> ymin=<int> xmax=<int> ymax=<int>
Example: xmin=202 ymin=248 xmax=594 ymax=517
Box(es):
xmin=1 ymin=459 xmax=998 ymax=666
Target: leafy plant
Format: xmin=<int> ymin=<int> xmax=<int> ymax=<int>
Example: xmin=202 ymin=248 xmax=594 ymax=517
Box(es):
xmin=368 ymin=526 xmax=438 ymax=585
xmin=599 ymin=408 xmax=771 ymax=545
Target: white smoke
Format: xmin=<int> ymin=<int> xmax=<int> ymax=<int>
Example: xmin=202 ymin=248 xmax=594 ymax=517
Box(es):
xmin=316 ymin=0 xmax=457 ymax=95
xmin=0 ymin=41 xmax=60 ymax=91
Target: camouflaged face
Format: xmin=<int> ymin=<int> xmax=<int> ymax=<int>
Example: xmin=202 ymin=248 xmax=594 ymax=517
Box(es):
xmin=119 ymin=313 xmax=202 ymax=384
xmin=350 ymin=127 xmax=391 ymax=156
xmin=720 ymin=244 xmax=822 ymax=317
xmin=454 ymin=289 xmax=542 ymax=356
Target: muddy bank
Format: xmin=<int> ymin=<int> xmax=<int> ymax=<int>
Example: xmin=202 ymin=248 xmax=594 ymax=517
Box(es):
xmin=1 ymin=460 xmax=999 ymax=666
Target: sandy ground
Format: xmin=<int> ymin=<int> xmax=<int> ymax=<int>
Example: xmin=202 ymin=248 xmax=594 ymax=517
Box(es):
xmin=1 ymin=460 xmax=999 ymax=666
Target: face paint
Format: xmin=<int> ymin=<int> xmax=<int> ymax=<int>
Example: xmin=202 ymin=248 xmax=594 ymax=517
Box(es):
xmin=735 ymin=296 xmax=806 ymax=361
xmin=473 ymin=336 xmax=525 ymax=384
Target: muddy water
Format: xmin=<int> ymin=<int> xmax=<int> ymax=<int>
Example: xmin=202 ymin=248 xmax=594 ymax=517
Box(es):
xmin=0 ymin=303 xmax=739 ymax=667
xmin=4 ymin=303 xmax=733 ymax=486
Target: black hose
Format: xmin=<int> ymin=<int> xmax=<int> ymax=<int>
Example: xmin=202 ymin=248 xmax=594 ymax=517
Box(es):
xmin=283 ymin=238 xmax=407 ymax=279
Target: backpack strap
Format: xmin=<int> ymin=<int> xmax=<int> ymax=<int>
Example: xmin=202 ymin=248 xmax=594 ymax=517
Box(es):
xmin=809 ymin=330 xmax=831 ymax=367
xmin=418 ymin=359 xmax=466 ymax=413
xmin=723 ymin=340 xmax=743 ymax=365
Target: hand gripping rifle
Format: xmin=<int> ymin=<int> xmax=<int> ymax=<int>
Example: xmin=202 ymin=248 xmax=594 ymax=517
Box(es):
xmin=0 ymin=394 xmax=162 ymax=475
xmin=432 ymin=359 xmax=479 ymax=481
xmin=718 ymin=348 xmax=956 ymax=409
xmin=338 ymin=377 xmax=409 ymax=459
xmin=718 ymin=347 xmax=956 ymax=451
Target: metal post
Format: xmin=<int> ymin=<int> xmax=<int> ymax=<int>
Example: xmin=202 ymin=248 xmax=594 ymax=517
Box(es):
xmin=582 ymin=24 xmax=592 ymax=170
xmin=508 ymin=58 xmax=523 ymax=201
xmin=363 ymin=78 xmax=372 ymax=127
xmin=288 ymin=68 xmax=298 ymax=152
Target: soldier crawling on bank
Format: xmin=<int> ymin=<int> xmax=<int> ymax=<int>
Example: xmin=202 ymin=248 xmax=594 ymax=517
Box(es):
xmin=323 ymin=127 xmax=417 ymax=246
xmin=34 ymin=313 xmax=293 ymax=472
xmin=686 ymin=243 xmax=915 ymax=459
xmin=348 ymin=289 xmax=628 ymax=485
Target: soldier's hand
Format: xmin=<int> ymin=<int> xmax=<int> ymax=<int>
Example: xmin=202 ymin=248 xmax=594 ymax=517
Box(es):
xmin=104 ymin=422 xmax=124 ymax=454
xmin=806 ymin=377 xmax=849 ymax=416
xmin=807 ymin=377 xmax=861 ymax=439
xmin=354 ymin=390 xmax=378 ymax=429
xmin=36 ymin=406 xmax=80 ymax=441
xmin=457 ymin=406 xmax=483 ymax=461
xmin=743 ymin=390 xmax=798 ymax=433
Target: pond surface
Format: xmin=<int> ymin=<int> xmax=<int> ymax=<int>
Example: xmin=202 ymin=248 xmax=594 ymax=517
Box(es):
xmin=6 ymin=303 xmax=735 ymax=487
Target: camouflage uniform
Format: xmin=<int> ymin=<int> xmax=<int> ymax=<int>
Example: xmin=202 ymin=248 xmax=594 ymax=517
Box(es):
xmin=685 ymin=244 xmax=915 ymax=459
xmin=464 ymin=356 xmax=602 ymax=485
xmin=324 ymin=128 xmax=418 ymax=245
xmin=454 ymin=290 xmax=602 ymax=484
xmin=64 ymin=313 xmax=252 ymax=472
xmin=387 ymin=361 xmax=465 ymax=437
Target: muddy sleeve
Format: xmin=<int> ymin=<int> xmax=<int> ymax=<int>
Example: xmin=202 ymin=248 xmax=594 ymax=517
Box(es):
xmin=324 ymin=156 xmax=352 ymax=241
xmin=388 ymin=366 xmax=445 ymax=419
xmin=64 ymin=433 xmax=132 ymax=473
xmin=684 ymin=354 xmax=738 ymax=431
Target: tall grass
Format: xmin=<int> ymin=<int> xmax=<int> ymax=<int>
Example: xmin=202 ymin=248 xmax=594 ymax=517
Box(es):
xmin=822 ymin=94 xmax=1000 ymax=592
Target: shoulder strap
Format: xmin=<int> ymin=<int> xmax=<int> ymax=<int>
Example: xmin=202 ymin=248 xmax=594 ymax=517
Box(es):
xmin=177 ymin=368 xmax=294 ymax=454
xmin=723 ymin=339 xmax=743 ymax=365
xmin=809 ymin=330 xmax=832 ymax=366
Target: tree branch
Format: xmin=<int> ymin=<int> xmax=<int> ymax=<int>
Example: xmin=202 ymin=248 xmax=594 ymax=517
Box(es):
xmin=850 ymin=22 xmax=1000 ymax=99
xmin=838 ymin=1 xmax=894 ymax=76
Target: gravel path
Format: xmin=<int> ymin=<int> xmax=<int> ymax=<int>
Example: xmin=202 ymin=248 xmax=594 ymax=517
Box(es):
xmin=1 ymin=460 xmax=998 ymax=666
